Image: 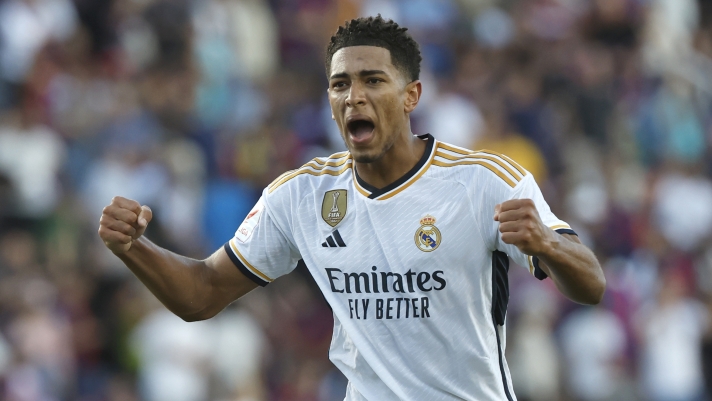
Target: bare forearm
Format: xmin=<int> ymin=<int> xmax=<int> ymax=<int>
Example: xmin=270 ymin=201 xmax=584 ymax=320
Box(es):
xmin=536 ymin=234 xmax=605 ymax=304
xmin=116 ymin=237 xmax=212 ymax=320
xmin=99 ymin=196 xmax=256 ymax=321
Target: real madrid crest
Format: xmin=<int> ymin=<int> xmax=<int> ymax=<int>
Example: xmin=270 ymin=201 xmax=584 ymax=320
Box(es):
xmin=414 ymin=215 xmax=441 ymax=252
xmin=322 ymin=189 xmax=348 ymax=227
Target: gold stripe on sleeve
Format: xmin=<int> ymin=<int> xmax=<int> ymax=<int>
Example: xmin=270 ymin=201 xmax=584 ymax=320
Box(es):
xmin=268 ymin=162 xmax=353 ymax=193
xmin=527 ymin=256 xmax=535 ymax=275
xmin=312 ymin=151 xmax=349 ymax=164
xmin=303 ymin=156 xmax=351 ymax=170
xmin=437 ymin=143 xmax=526 ymax=181
xmin=268 ymin=153 xmax=351 ymax=192
xmin=268 ymin=170 xmax=296 ymax=190
xmin=437 ymin=142 xmax=472 ymax=156
xmin=432 ymin=159 xmax=516 ymax=188
xmin=229 ymin=239 xmax=274 ymax=282
xmin=477 ymin=149 xmax=527 ymax=177
xmin=435 ymin=151 xmax=523 ymax=182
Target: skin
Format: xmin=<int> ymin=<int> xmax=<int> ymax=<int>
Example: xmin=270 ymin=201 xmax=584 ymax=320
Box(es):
xmin=98 ymin=197 xmax=257 ymax=321
xmin=494 ymin=200 xmax=605 ymax=304
xmin=328 ymin=46 xmax=425 ymax=188
xmin=98 ymin=45 xmax=604 ymax=323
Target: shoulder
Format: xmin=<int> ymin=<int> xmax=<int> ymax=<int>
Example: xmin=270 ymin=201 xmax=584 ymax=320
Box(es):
xmin=266 ymin=151 xmax=352 ymax=196
xmin=431 ymin=141 xmax=529 ymax=189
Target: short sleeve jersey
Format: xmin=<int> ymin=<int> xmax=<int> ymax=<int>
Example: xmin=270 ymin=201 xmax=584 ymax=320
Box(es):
xmin=224 ymin=135 xmax=575 ymax=401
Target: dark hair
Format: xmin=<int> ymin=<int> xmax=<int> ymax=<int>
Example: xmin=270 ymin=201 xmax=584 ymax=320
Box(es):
xmin=325 ymin=15 xmax=422 ymax=82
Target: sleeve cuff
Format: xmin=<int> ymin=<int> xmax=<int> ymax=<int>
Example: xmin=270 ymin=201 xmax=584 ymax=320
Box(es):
xmin=223 ymin=242 xmax=270 ymax=287
xmin=532 ymin=228 xmax=578 ymax=281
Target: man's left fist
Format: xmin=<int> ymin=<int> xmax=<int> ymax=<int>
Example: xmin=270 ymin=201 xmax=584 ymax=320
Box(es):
xmin=493 ymin=199 xmax=555 ymax=256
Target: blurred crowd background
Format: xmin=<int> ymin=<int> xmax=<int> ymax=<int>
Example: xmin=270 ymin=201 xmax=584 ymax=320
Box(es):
xmin=1 ymin=0 xmax=712 ymax=400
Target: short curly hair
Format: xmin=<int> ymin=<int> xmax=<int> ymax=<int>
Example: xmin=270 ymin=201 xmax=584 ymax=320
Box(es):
xmin=325 ymin=15 xmax=422 ymax=83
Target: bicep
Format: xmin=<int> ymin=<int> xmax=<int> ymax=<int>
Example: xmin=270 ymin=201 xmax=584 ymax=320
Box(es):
xmin=203 ymin=247 xmax=260 ymax=310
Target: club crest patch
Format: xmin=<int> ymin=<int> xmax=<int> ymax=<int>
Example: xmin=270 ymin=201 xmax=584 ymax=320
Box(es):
xmin=414 ymin=215 xmax=441 ymax=252
xmin=322 ymin=190 xmax=348 ymax=227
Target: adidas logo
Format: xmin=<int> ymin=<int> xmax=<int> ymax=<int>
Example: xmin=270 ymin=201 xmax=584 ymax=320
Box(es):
xmin=322 ymin=230 xmax=347 ymax=247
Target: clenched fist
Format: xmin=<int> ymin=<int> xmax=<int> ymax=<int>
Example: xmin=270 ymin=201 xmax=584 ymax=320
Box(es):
xmin=493 ymin=198 xmax=556 ymax=256
xmin=98 ymin=196 xmax=153 ymax=254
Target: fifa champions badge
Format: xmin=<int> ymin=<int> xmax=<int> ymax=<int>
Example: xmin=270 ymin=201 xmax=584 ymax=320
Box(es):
xmin=322 ymin=189 xmax=348 ymax=227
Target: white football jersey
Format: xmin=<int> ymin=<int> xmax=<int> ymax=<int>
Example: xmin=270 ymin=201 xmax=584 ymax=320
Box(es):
xmin=225 ymin=134 xmax=574 ymax=401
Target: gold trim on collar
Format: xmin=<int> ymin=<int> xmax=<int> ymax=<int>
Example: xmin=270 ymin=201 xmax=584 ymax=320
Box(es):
xmin=351 ymin=138 xmax=437 ymax=201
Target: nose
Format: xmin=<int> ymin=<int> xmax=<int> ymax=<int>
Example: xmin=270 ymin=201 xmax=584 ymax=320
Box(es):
xmin=345 ymin=82 xmax=366 ymax=107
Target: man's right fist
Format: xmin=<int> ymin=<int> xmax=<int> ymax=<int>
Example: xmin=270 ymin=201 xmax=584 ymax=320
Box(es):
xmin=98 ymin=196 xmax=153 ymax=254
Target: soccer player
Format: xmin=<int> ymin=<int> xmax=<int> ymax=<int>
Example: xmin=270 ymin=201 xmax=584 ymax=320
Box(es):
xmin=98 ymin=16 xmax=605 ymax=400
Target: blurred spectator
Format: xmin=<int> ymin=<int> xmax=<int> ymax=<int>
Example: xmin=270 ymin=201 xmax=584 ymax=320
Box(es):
xmin=474 ymin=107 xmax=548 ymax=183
xmin=636 ymin=77 xmax=707 ymax=167
xmin=652 ymin=171 xmax=712 ymax=252
xmin=473 ymin=7 xmax=515 ymax=50
xmin=6 ymin=278 xmax=75 ymax=400
xmin=636 ymin=268 xmax=709 ymax=401
xmin=131 ymin=298 xmax=266 ymax=401
xmin=560 ymin=304 xmax=629 ymax=400
xmin=508 ymin=284 xmax=561 ymax=401
xmin=132 ymin=305 xmax=213 ymax=401
xmin=0 ymin=101 xmax=66 ymax=218
xmin=582 ymin=0 xmax=640 ymax=48
xmin=644 ymin=0 xmax=699 ymax=66
xmin=0 ymin=0 xmax=78 ymax=83
xmin=505 ymin=67 xmax=563 ymax=177
xmin=421 ymin=91 xmax=484 ymax=149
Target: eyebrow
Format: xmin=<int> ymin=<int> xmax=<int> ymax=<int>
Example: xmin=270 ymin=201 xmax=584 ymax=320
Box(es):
xmin=329 ymin=70 xmax=387 ymax=80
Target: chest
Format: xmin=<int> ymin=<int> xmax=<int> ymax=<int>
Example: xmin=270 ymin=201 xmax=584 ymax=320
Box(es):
xmin=293 ymin=179 xmax=489 ymax=277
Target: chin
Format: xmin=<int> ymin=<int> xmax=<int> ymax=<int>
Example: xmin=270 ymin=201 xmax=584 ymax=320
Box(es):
xmin=343 ymin=140 xmax=380 ymax=163
xmin=349 ymin=144 xmax=387 ymax=163
xmin=343 ymin=135 xmax=393 ymax=164
xmin=352 ymin=153 xmax=381 ymax=163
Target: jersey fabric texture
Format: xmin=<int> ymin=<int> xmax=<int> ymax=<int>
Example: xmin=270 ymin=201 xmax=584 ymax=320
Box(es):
xmin=224 ymin=134 xmax=575 ymax=401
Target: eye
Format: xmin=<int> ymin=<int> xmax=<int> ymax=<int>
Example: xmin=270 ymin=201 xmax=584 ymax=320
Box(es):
xmin=366 ymin=78 xmax=383 ymax=84
xmin=332 ymin=81 xmax=348 ymax=89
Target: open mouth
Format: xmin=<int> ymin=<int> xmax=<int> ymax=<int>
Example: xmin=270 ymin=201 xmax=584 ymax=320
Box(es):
xmin=347 ymin=119 xmax=375 ymax=143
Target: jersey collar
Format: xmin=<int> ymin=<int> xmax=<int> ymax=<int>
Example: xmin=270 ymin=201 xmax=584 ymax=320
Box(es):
xmin=353 ymin=134 xmax=436 ymax=200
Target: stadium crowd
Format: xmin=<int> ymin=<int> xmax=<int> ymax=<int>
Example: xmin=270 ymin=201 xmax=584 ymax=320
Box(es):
xmin=1 ymin=0 xmax=712 ymax=400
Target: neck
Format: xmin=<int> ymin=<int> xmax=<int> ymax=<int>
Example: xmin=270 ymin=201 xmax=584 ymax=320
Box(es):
xmin=354 ymin=130 xmax=427 ymax=189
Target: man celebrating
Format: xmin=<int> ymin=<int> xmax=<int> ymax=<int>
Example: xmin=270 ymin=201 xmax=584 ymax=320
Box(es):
xmin=98 ymin=16 xmax=605 ymax=400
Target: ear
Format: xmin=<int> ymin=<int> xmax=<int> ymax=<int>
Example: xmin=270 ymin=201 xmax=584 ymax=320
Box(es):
xmin=404 ymin=80 xmax=422 ymax=114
